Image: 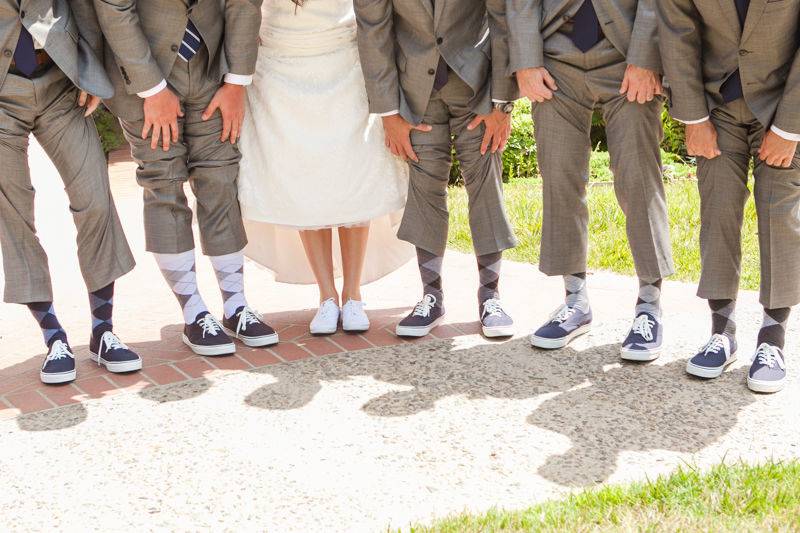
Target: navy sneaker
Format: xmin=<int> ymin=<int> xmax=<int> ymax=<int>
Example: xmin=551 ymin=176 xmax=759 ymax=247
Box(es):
xmin=40 ymin=340 xmax=77 ymax=384
xmin=530 ymin=304 xmax=592 ymax=349
xmin=620 ymin=312 xmax=663 ymax=361
xmin=183 ymin=312 xmax=236 ymax=356
xmin=223 ymin=306 xmax=279 ymax=347
xmin=396 ymin=294 xmax=445 ymax=337
xmin=686 ymin=334 xmax=737 ymax=379
xmin=480 ymin=298 xmax=515 ymax=338
xmin=748 ymin=343 xmax=787 ymax=393
xmin=90 ymin=331 xmax=143 ymax=373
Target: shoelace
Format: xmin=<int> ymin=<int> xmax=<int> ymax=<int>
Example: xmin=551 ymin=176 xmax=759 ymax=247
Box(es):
xmin=551 ymin=305 xmax=576 ymax=324
xmin=46 ymin=340 xmax=73 ymax=362
xmin=198 ymin=315 xmax=223 ymax=338
xmin=412 ymin=294 xmax=437 ymax=318
xmin=483 ymin=298 xmax=505 ymax=318
xmin=753 ymin=343 xmax=786 ymax=370
xmin=236 ymin=306 xmax=262 ymax=334
xmin=317 ymin=299 xmax=338 ymax=319
xmin=703 ymin=334 xmax=726 ymax=355
xmin=631 ymin=314 xmax=655 ymax=342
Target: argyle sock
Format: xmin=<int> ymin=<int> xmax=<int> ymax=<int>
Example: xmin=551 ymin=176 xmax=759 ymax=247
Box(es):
xmin=636 ymin=278 xmax=662 ymax=318
xmin=209 ymin=250 xmax=248 ymax=319
xmin=709 ymin=299 xmax=737 ymax=343
xmin=153 ymin=250 xmax=209 ymax=324
xmin=417 ymin=247 xmax=444 ymax=305
xmin=758 ymin=307 xmax=791 ymax=349
xmin=477 ymin=252 xmax=502 ymax=305
xmin=564 ymin=273 xmax=590 ymax=312
xmin=89 ymin=282 xmax=114 ymax=340
xmin=27 ymin=302 xmax=68 ymax=347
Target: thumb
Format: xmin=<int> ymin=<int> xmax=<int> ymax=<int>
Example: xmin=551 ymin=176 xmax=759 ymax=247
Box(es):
xmin=413 ymin=123 xmax=433 ymax=132
xmin=619 ymin=75 xmax=629 ymax=95
xmin=201 ymin=99 xmax=218 ymax=121
xmin=544 ymin=72 xmax=558 ymax=91
xmin=467 ymin=116 xmax=483 ymax=131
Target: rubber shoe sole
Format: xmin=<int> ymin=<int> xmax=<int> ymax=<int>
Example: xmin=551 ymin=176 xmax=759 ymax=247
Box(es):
xmin=686 ymin=354 xmax=737 ymax=379
xmin=530 ymin=323 xmax=591 ymax=349
xmin=343 ymin=323 xmax=370 ymax=333
xmin=89 ymin=351 xmax=143 ymax=373
xmin=482 ymin=324 xmax=515 ymax=338
xmin=223 ymin=327 xmax=279 ymax=348
xmin=310 ymin=323 xmax=338 ymax=336
xmin=747 ymin=375 xmax=786 ymax=394
xmin=182 ymin=334 xmax=236 ymax=356
xmin=396 ymin=315 xmax=445 ymax=338
xmin=620 ymin=345 xmax=662 ymax=362
xmin=40 ymin=369 xmax=76 ymax=385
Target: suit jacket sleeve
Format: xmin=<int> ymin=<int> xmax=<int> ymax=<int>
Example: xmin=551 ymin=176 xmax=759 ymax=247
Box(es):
xmin=92 ymin=0 xmax=165 ymax=95
xmin=627 ymin=0 xmax=661 ymax=73
xmin=224 ymin=0 xmax=263 ymax=77
xmin=487 ymin=0 xmax=519 ymax=101
xmin=772 ymin=49 xmax=800 ymax=135
xmin=657 ymin=0 xmax=708 ymax=122
xmin=506 ymin=0 xmax=544 ymax=74
xmin=69 ymin=0 xmax=105 ymax=64
xmin=353 ymin=0 xmax=400 ymax=115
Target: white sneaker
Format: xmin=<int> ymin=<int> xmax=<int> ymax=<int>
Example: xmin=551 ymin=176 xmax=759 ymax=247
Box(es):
xmin=342 ymin=299 xmax=370 ymax=332
xmin=310 ymin=298 xmax=340 ymax=335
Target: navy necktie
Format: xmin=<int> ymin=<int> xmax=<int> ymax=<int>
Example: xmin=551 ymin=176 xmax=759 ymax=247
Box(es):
xmin=178 ymin=19 xmax=203 ymax=62
xmin=431 ymin=0 xmax=448 ymax=91
xmin=734 ymin=0 xmax=750 ymax=27
xmin=13 ymin=26 xmax=38 ymax=77
xmin=720 ymin=0 xmax=750 ymax=103
xmin=570 ymin=0 xmax=603 ymax=53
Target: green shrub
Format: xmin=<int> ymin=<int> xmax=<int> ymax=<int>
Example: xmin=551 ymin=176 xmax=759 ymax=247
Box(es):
xmin=93 ymin=106 xmax=125 ymax=156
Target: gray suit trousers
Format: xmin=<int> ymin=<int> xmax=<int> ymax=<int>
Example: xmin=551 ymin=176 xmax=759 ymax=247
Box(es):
xmin=118 ymin=46 xmax=247 ymax=256
xmin=398 ymin=72 xmax=517 ymax=256
xmin=533 ymin=39 xmax=674 ymax=281
xmin=697 ymin=99 xmax=800 ymax=309
xmin=0 ymin=67 xmax=135 ymax=303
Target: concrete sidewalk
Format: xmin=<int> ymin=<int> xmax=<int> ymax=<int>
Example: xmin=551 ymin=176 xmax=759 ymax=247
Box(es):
xmin=0 ymin=142 xmax=798 ymax=531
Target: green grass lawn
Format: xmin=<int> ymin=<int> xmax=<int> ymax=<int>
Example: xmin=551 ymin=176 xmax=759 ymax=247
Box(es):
xmin=408 ymin=460 xmax=800 ymax=532
xmin=448 ymin=152 xmax=762 ymax=290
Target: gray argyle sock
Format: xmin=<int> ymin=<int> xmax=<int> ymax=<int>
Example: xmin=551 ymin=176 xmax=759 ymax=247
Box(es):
xmin=636 ymin=278 xmax=662 ymax=317
xmin=564 ymin=273 xmax=589 ymax=312
xmin=417 ymin=247 xmax=443 ymax=304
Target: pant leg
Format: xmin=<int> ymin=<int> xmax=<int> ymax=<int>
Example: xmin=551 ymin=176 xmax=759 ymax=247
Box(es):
xmin=601 ymin=93 xmax=674 ymax=281
xmin=0 ymin=75 xmax=52 ymax=303
xmin=396 ymin=93 xmax=453 ymax=256
xmin=182 ymin=65 xmax=247 ymax=257
xmin=695 ymin=103 xmax=752 ymax=301
xmin=446 ymin=78 xmax=517 ymax=256
xmin=533 ymin=59 xmax=595 ymax=275
xmin=32 ymin=73 xmax=135 ymax=293
xmin=749 ymin=120 xmax=800 ymax=308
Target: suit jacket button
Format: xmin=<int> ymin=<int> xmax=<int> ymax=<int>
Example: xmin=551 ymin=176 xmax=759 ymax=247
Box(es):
xmin=3 ymin=49 xmax=12 ymax=57
xmin=20 ymin=10 xmax=26 ymax=18
xmin=436 ymin=37 xmax=443 ymax=44
xmin=739 ymin=49 xmax=749 ymax=56
xmin=171 ymin=44 xmax=180 ymax=52
xmin=428 ymin=68 xmax=436 ymax=75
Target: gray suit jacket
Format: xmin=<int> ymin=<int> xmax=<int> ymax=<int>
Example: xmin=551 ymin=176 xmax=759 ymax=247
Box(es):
xmin=93 ymin=0 xmax=261 ymax=117
xmin=0 ymin=0 xmax=113 ymax=98
xmin=658 ymin=0 xmax=800 ymax=134
xmin=354 ymin=0 xmax=519 ymax=125
xmin=506 ymin=0 xmax=661 ymax=74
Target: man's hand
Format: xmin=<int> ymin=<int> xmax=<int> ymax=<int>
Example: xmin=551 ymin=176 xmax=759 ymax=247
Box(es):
xmin=685 ymin=121 xmax=722 ymax=160
xmin=77 ymin=91 xmax=101 ymax=117
xmin=619 ymin=64 xmax=663 ymax=104
xmin=758 ymin=130 xmax=798 ymax=168
xmin=467 ymin=108 xmax=512 ymax=155
xmin=381 ymin=114 xmax=432 ymax=162
xmin=515 ymin=67 xmax=558 ymax=103
xmin=142 ymin=88 xmax=183 ymax=151
xmin=202 ymin=83 xmax=246 ymax=144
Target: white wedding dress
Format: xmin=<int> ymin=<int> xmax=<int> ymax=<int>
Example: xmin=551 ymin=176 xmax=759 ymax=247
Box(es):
xmin=238 ymin=0 xmax=413 ymax=284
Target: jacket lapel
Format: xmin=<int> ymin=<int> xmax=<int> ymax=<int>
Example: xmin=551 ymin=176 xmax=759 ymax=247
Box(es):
xmin=421 ymin=0 xmax=433 ymax=20
xmin=716 ymin=0 xmax=743 ymax=39
xmin=742 ymin=0 xmax=768 ymax=42
xmin=433 ymin=0 xmax=444 ymax=25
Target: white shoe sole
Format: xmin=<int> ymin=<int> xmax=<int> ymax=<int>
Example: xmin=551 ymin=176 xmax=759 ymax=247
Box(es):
xmin=89 ymin=351 xmax=143 ymax=373
xmin=182 ymin=334 xmax=236 ymax=356
xmin=747 ymin=376 xmax=786 ymax=394
xmin=40 ymin=369 xmax=77 ymax=384
xmin=482 ymin=324 xmax=515 ymax=338
xmin=310 ymin=323 xmax=338 ymax=335
xmin=223 ymin=327 xmax=279 ymax=348
xmin=620 ymin=345 xmax=662 ymax=362
xmin=530 ymin=323 xmax=591 ymax=349
xmin=396 ymin=315 xmax=445 ymax=337
xmin=343 ymin=323 xmax=370 ymax=333
xmin=686 ymin=354 xmax=737 ymax=379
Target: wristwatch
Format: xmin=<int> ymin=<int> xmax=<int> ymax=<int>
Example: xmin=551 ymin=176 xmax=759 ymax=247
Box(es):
xmin=494 ymin=101 xmax=515 ymax=114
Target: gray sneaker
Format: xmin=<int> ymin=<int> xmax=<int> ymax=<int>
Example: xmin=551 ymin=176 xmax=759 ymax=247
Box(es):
xmin=480 ymin=298 xmax=515 ymax=338
xmin=530 ymin=304 xmax=592 ymax=349
xmin=396 ymin=294 xmax=445 ymax=337
xmin=748 ymin=343 xmax=787 ymax=393
xmin=620 ymin=312 xmax=663 ymax=361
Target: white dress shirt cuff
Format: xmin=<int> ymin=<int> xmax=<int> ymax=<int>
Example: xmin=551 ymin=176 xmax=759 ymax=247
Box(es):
xmin=137 ymin=80 xmax=167 ymax=98
xmin=770 ymin=125 xmax=800 ymax=142
xmin=676 ymin=116 xmax=709 ymax=125
xmin=492 ymin=99 xmax=509 ymax=104
xmin=223 ymin=73 xmax=253 ymax=86
xmin=379 ymin=110 xmax=400 ymax=117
